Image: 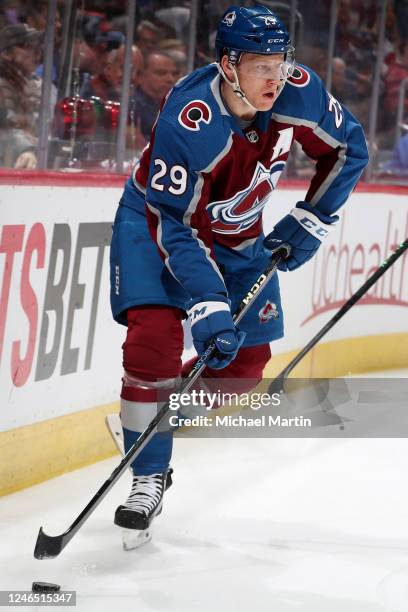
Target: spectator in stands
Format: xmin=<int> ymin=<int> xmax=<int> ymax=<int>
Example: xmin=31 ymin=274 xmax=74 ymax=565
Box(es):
xmin=78 ymin=14 xmax=125 ymax=92
xmin=394 ymin=0 xmax=408 ymax=46
xmin=81 ymin=45 xmax=118 ymax=102
xmin=0 ymin=24 xmax=42 ymax=168
xmin=297 ymin=45 xmax=327 ymax=82
xmin=298 ymin=0 xmax=331 ymax=49
xmin=333 ymin=0 xmax=374 ymax=75
xmin=331 ymin=56 xmax=370 ymax=106
xmin=133 ymin=50 xmax=178 ymax=139
xmin=129 ymin=45 xmax=145 ymax=87
xmin=80 ymin=49 xmax=122 ymax=102
xmin=24 ymin=2 xmax=62 ymax=47
xmin=159 ymin=38 xmax=188 ymax=78
xmin=383 ymin=40 xmax=408 ymax=126
xmin=81 ymin=44 xmax=144 ymax=99
xmin=335 ymin=0 xmax=355 ymax=58
xmin=0 ymin=1 xmax=21 ymax=29
xmin=331 ymin=57 xmax=347 ymax=98
xmin=136 ymin=20 xmax=163 ymax=55
xmin=385 ymin=132 xmax=408 ymax=175
xmin=22 ymin=1 xmax=63 ymax=85
xmin=82 ymin=14 xmax=125 ymax=55
xmin=78 ymin=43 xmax=146 ymax=159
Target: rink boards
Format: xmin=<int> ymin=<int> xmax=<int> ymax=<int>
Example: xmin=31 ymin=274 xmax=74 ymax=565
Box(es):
xmin=0 ymin=173 xmax=407 ymax=494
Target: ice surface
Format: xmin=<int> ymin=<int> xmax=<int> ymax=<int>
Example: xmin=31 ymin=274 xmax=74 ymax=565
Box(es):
xmin=1 ymin=370 xmax=408 ymax=612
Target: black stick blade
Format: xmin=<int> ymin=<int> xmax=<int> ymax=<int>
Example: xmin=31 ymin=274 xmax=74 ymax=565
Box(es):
xmin=34 ymin=527 xmax=65 ymax=559
xmin=268 ymin=375 xmax=286 ymax=396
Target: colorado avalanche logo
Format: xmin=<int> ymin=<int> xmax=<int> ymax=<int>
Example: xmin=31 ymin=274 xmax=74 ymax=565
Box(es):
xmin=259 ymin=300 xmax=279 ymax=323
xmin=222 ymin=11 xmax=236 ymax=26
xmin=178 ymin=100 xmax=212 ymax=131
xmin=287 ymin=66 xmax=310 ymax=88
xmin=208 ymin=160 xmax=286 ymax=234
xmin=260 ymin=16 xmax=278 ymax=26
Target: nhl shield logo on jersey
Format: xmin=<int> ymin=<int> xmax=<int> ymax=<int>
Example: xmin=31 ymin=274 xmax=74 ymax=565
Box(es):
xmin=259 ymin=300 xmax=279 ymax=323
xmin=246 ymin=129 xmax=259 ymax=144
xmin=208 ymin=160 xmax=286 ymax=234
xmin=178 ymin=100 xmax=212 ymax=131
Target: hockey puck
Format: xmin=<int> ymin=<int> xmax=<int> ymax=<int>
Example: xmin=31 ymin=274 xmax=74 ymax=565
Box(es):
xmin=32 ymin=582 xmax=61 ymax=592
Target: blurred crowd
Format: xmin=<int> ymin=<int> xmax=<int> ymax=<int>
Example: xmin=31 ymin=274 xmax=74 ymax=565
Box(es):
xmin=0 ymin=0 xmax=407 ymax=177
xmin=295 ymin=0 xmax=408 ymax=176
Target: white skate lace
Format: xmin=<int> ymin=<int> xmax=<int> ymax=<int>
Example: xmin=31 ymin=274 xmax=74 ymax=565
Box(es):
xmin=123 ymin=474 xmax=164 ymax=515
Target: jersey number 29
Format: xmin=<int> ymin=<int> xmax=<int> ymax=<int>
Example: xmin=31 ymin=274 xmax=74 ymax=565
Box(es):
xmin=151 ymin=159 xmax=187 ymax=195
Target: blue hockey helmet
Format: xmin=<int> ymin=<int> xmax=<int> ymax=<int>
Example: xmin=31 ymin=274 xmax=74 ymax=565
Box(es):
xmin=215 ymin=5 xmax=293 ymax=64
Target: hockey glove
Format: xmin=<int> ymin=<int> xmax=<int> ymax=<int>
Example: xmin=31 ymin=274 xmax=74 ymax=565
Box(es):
xmin=264 ymin=202 xmax=338 ymax=271
xmin=187 ymin=294 xmax=246 ymax=369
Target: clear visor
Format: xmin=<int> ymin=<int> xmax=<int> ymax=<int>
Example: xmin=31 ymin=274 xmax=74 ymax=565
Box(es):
xmin=236 ymin=50 xmax=295 ymax=81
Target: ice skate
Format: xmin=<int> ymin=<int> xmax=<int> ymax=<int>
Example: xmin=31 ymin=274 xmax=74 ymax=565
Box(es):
xmin=115 ymin=471 xmax=172 ymax=550
xmin=105 ymin=414 xmax=124 ymax=456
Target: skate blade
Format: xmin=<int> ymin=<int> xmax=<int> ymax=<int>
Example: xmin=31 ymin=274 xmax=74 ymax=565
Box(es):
xmin=122 ymin=527 xmax=152 ymax=550
xmin=105 ymin=414 xmax=125 ymax=455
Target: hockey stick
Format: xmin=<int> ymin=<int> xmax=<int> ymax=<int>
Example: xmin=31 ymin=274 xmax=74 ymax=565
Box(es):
xmin=268 ymin=238 xmax=408 ymax=394
xmin=34 ymin=245 xmax=290 ymax=559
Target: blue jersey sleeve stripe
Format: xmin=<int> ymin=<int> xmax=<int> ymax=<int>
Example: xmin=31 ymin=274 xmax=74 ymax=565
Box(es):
xmin=210 ymin=72 xmax=230 ymax=116
xmin=272 ymin=112 xmax=317 ymax=130
xmin=272 ymin=112 xmax=344 ymax=149
xmin=312 ymin=125 xmax=344 ymax=150
xmin=147 ymin=198 xmax=225 ymax=291
xmin=146 ymin=202 xmax=174 ymax=276
xmin=148 ymin=198 xmax=227 ymax=296
xmin=201 ymin=129 xmax=234 ymax=173
xmin=273 ymin=104 xmax=368 ymax=216
xmin=182 ymin=130 xmax=235 ymax=226
xmin=179 ymin=133 xmax=236 ymax=288
xmin=182 ymin=173 xmax=226 ymax=285
xmin=131 ymin=160 xmax=147 ymax=194
xmin=180 ymin=132 xmax=235 ymax=286
xmin=309 ymin=144 xmax=347 ymax=206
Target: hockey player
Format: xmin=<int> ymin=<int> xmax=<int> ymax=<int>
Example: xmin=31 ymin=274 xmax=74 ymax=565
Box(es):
xmin=110 ymin=5 xmax=369 ymax=541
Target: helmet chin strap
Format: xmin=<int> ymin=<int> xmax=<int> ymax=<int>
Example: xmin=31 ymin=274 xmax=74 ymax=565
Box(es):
xmin=218 ymin=62 xmax=287 ymax=113
xmin=218 ymin=63 xmax=260 ymax=111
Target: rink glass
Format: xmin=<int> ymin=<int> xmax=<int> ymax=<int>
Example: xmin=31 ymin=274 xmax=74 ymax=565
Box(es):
xmin=0 ymin=0 xmax=405 ymax=184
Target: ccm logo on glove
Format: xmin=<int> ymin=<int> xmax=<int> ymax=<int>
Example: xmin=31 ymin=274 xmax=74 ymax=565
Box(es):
xmin=187 ymin=298 xmax=245 ymax=369
xmin=289 ymin=208 xmax=336 ymax=241
xmin=264 ymin=202 xmax=339 ymax=271
xmin=189 ymin=301 xmax=229 ymax=324
xmin=216 ymin=337 xmax=232 ymax=345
